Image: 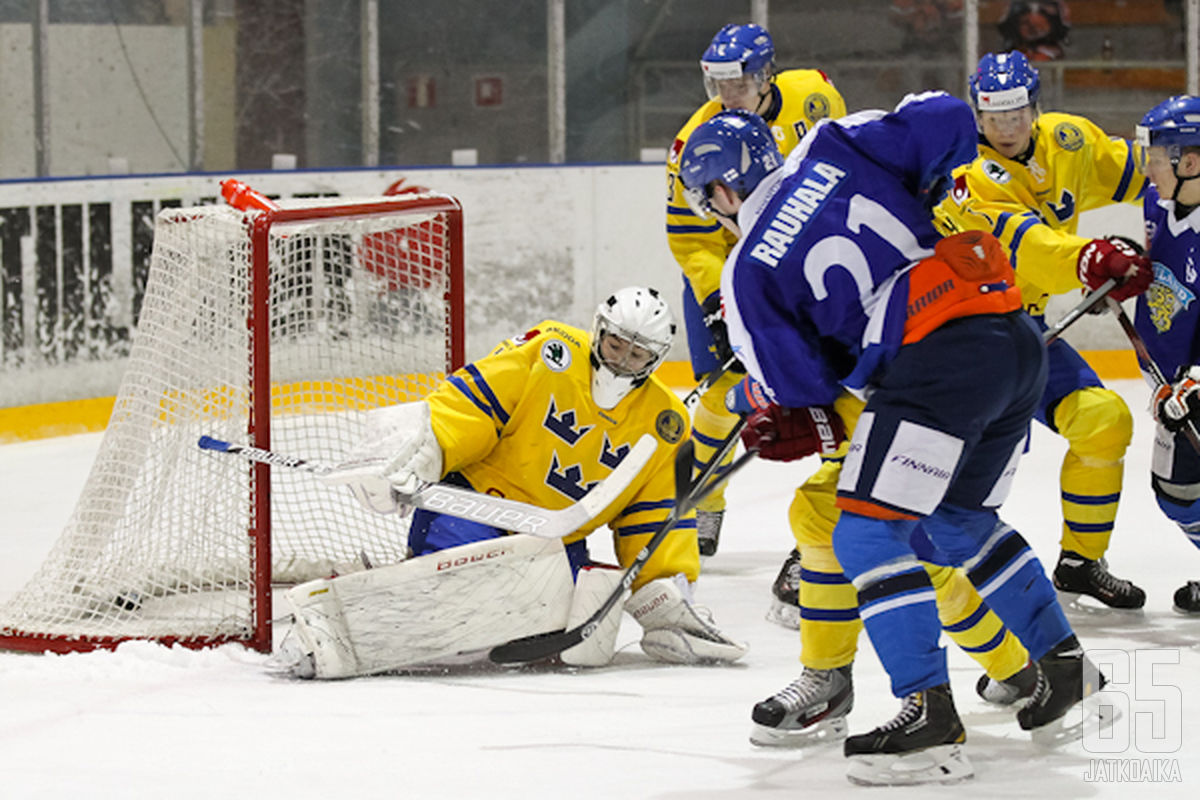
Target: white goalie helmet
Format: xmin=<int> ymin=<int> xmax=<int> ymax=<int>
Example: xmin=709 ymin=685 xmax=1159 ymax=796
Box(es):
xmin=590 ymin=287 xmax=676 ymax=410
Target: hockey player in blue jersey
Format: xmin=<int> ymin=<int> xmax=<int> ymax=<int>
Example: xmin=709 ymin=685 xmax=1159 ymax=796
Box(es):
xmin=678 ymin=98 xmax=1099 ymax=785
xmin=1133 ymin=95 xmax=1200 ymax=615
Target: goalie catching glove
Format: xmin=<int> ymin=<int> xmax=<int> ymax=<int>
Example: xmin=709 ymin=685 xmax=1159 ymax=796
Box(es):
xmin=319 ymin=401 xmax=444 ymax=514
xmin=624 ymin=574 xmax=748 ymax=664
xmin=1076 ymin=236 xmax=1152 ymax=302
xmin=1154 ymin=365 xmax=1200 ymax=433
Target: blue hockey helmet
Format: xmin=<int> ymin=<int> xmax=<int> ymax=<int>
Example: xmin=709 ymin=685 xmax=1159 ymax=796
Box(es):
xmin=969 ymin=51 xmax=1040 ymax=112
xmin=678 ymin=109 xmax=783 ymax=218
xmin=700 ymin=23 xmax=776 ymax=102
xmin=1136 ymin=95 xmax=1200 ymax=152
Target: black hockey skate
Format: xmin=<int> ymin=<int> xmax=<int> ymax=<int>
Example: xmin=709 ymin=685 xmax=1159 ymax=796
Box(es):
xmin=844 ymin=683 xmax=972 ymax=786
xmin=1017 ymin=635 xmax=1109 ymax=742
xmin=1053 ymin=550 xmax=1145 ymax=611
xmin=1174 ymin=580 xmax=1200 ymax=614
xmin=765 ymin=548 xmax=801 ymax=629
xmin=696 ymin=509 xmax=724 ymax=557
xmin=750 ymin=664 xmax=853 ymax=747
xmin=975 ymin=660 xmax=1038 ymax=706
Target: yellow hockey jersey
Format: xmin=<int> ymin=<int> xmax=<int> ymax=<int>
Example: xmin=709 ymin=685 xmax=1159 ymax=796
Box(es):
xmin=665 ymin=69 xmax=847 ymax=302
xmin=934 ymin=111 xmax=1147 ymax=317
xmin=424 ymin=320 xmax=698 ymax=588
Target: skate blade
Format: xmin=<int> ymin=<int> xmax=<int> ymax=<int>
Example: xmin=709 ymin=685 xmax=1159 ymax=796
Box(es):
xmin=1056 ymin=591 xmax=1144 ymax=617
xmin=846 ymin=743 xmax=973 ymax=786
xmin=1030 ymin=691 xmax=1121 ymax=748
xmin=750 ymin=716 xmax=847 ymax=748
xmin=764 ymin=601 xmax=800 ymax=630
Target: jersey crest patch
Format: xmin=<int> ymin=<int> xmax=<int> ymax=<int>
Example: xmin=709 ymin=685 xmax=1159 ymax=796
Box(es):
xmin=982 ymin=160 xmax=1011 ymax=185
xmin=1053 ymin=122 xmax=1084 ymax=152
xmin=655 ymin=409 xmax=686 ymax=444
xmin=541 ymin=339 xmax=571 ymax=372
xmin=804 ymin=93 xmax=831 ymax=122
xmin=1146 ymin=261 xmax=1195 ymax=333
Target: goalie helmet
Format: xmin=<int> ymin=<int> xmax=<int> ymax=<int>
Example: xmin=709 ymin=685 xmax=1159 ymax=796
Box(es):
xmin=678 ymin=109 xmax=783 ymax=219
xmin=590 ymin=287 xmax=675 ymax=410
xmin=969 ymin=51 xmax=1040 ymax=112
xmin=700 ymin=23 xmax=775 ymax=104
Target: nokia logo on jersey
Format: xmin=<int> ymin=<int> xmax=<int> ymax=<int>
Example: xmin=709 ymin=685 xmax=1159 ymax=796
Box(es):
xmin=748 ymin=161 xmax=846 ymax=268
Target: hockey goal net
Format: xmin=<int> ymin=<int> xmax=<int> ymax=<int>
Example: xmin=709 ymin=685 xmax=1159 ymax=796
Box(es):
xmin=0 ymin=182 xmax=464 ymax=653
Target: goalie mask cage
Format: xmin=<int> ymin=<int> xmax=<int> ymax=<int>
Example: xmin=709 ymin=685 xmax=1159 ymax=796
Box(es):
xmin=0 ymin=187 xmax=464 ymax=654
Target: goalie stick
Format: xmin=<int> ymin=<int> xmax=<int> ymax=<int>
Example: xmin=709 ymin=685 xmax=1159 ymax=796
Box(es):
xmin=1042 ymin=277 xmax=1117 ymax=345
xmin=488 ymin=417 xmax=756 ymax=665
xmin=1103 ymin=296 xmax=1200 ymax=455
xmin=196 ymin=433 xmax=657 ymax=539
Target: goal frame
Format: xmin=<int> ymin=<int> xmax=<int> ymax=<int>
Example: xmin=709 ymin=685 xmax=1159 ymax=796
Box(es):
xmin=0 ymin=189 xmax=465 ymax=655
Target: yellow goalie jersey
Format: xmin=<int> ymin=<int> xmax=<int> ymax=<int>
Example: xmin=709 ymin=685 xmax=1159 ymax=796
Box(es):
xmin=665 ymin=69 xmax=847 ymax=301
xmin=424 ymin=320 xmax=698 ymax=588
xmin=934 ymin=111 xmax=1147 ymax=318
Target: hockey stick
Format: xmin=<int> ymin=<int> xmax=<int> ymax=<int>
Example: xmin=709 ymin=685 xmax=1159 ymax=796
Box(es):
xmin=1042 ymin=278 xmax=1118 ymax=345
xmin=196 ymin=433 xmax=657 ymax=539
xmin=488 ymin=417 xmax=755 ymax=665
xmin=1102 ymin=296 xmax=1200 ymax=454
xmin=679 ymin=353 xmax=741 ymax=409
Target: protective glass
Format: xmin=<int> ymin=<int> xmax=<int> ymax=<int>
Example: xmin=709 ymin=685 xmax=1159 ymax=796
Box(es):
xmin=702 ymin=70 xmax=768 ymax=109
xmin=682 ymin=181 xmax=715 ymax=220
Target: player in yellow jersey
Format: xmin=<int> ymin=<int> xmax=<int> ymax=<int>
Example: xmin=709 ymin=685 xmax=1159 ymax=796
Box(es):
xmin=936 ymin=51 xmax=1154 ymax=621
xmin=665 ymin=22 xmax=846 ymax=559
xmin=317 ymin=287 xmax=747 ymax=672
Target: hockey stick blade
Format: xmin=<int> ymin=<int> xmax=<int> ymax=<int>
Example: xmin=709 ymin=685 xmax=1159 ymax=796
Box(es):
xmin=1043 ymin=278 xmax=1117 ymax=345
xmin=488 ymin=423 xmax=753 ymax=665
xmin=197 ymin=432 xmax=658 ymax=539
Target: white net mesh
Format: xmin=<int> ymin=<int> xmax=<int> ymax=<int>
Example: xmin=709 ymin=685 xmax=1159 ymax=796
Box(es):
xmin=0 ymin=194 xmax=460 ymax=650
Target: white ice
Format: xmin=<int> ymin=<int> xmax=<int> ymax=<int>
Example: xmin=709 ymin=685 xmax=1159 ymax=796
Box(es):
xmin=1 ymin=379 xmax=1197 ymax=798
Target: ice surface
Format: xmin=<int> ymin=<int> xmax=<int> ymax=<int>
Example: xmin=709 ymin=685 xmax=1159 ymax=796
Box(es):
xmin=0 ymin=379 xmax=1196 ymax=798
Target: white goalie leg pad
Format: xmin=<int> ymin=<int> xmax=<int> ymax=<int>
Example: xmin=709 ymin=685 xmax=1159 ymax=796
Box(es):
xmin=282 ymin=534 xmax=573 ymax=678
xmin=624 ymin=574 xmax=748 ymax=665
xmin=559 ymin=565 xmax=626 ymax=667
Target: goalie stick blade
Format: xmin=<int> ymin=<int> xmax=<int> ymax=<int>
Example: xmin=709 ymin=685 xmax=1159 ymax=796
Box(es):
xmin=488 ymin=627 xmax=583 ymax=665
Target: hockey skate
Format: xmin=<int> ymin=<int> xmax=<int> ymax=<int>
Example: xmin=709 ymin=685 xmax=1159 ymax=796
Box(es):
xmin=696 ymin=509 xmax=724 ymax=557
xmin=844 ymin=683 xmax=972 ymax=786
xmin=750 ymin=664 xmax=852 ymax=747
xmin=1053 ymin=550 xmax=1145 ymax=612
xmin=1018 ymin=635 xmax=1112 ymax=745
xmin=974 ymin=661 xmax=1037 ymax=706
xmin=765 ymin=548 xmax=801 ymax=629
xmin=1173 ymin=580 xmax=1200 ymax=614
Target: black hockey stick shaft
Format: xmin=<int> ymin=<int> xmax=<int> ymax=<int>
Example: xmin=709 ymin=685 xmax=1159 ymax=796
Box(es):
xmin=1043 ymin=278 xmax=1117 ymax=345
xmin=1104 ymin=296 xmax=1200 ymax=454
xmin=489 ymin=418 xmax=753 ymax=664
xmin=680 ymin=353 xmax=740 ymax=409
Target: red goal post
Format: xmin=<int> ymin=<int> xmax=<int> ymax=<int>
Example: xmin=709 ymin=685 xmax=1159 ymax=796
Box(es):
xmin=0 ymin=181 xmax=464 ymax=654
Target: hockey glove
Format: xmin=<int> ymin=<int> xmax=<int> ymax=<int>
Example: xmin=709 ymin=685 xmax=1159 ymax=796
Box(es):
xmin=1154 ymin=366 xmax=1200 ymax=433
xmin=1077 ymin=237 xmax=1152 ymax=302
xmin=700 ymin=292 xmax=742 ymax=371
xmin=624 ymin=574 xmax=748 ymax=664
xmin=740 ymin=403 xmax=845 ymax=461
xmin=319 ymin=401 xmax=444 ymax=514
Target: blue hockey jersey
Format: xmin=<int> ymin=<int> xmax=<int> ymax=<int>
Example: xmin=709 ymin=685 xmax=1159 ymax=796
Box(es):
xmin=722 ymin=92 xmax=981 ymax=407
xmin=1136 ymin=185 xmax=1200 ymax=377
